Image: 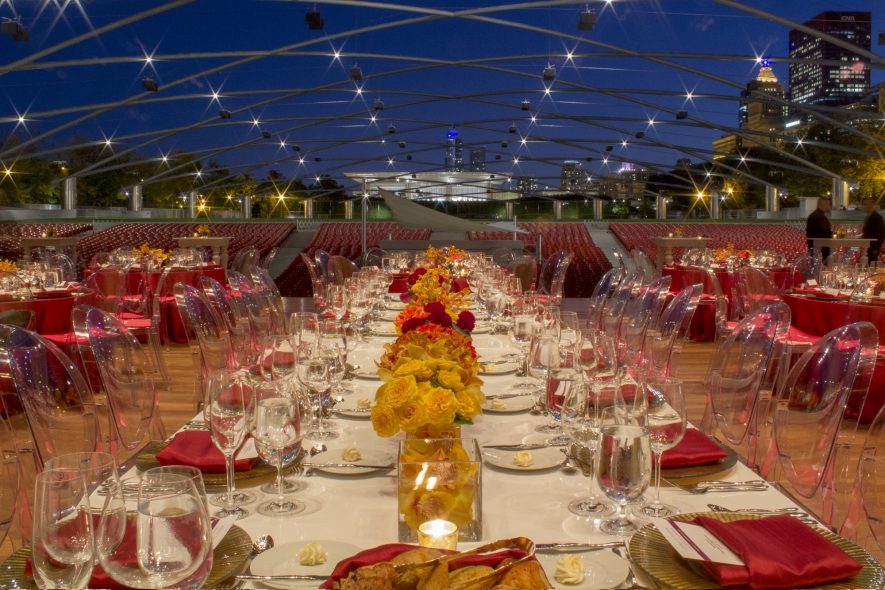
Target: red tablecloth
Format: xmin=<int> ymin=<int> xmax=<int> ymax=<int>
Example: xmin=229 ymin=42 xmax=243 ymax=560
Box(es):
xmin=784 ymin=293 xmax=884 ymax=422
xmin=0 ymin=291 xmax=96 ymax=336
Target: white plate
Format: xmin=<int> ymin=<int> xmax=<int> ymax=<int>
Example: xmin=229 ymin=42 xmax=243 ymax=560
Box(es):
xmin=536 ymin=550 xmax=630 ymax=590
xmin=386 ymin=301 xmax=407 ymax=310
xmin=369 ymin=322 xmax=399 ymax=337
xmin=334 ymin=398 xmax=374 ymax=419
xmin=481 ymin=395 xmax=536 ymax=414
xmin=482 ymin=446 xmax=564 ymax=471
xmin=479 ymin=362 xmax=519 ymax=375
xmin=379 ymin=311 xmax=400 ymax=321
xmin=311 ymin=448 xmax=395 ymax=475
xmin=354 ymin=367 xmax=381 ymax=380
xmin=250 ymin=540 xmax=363 ymax=589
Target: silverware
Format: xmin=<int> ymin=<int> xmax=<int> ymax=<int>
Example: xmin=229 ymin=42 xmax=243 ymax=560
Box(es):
xmin=560 ymin=449 xmax=592 ymax=477
xmin=558 ymin=449 xmax=578 ymax=475
xmin=485 ymin=393 xmax=540 ymax=400
xmin=706 ymin=504 xmax=801 ymax=514
xmin=664 ymin=478 xmax=768 ymax=495
xmin=330 ymin=407 xmax=372 ymax=414
xmin=537 ymin=541 xmax=624 ymax=552
xmin=695 ymin=479 xmax=766 ymax=488
xmin=482 ymin=443 xmax=567 ymax=450
xmin=302 ymin=462 xmax=394 ymax=470
xmin=236 ymin=574 xmax=330 ymax=581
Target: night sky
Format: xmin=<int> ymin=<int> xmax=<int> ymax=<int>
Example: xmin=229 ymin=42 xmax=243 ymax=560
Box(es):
xmin=1 ymin=0 xmax=882 ymax=192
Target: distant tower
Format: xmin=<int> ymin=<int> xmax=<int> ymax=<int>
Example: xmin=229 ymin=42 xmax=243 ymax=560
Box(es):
xmin=445 ymin=128 xmax=463 ymax=172
xmin=468 ymin=147 xmax=486 ymax=172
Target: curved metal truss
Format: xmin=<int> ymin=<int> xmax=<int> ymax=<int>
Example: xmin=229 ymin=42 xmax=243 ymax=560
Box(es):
xmin=0 ymin=0 xmax=882 ymax=203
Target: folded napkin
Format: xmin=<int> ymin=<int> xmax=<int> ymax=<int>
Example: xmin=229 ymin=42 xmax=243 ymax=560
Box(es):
xmin=452 ymin=278 xmax=469 ymax=293
xmin=660 ymin=429 xmax=727 ymax=468
xmin=692 ymin=515 xmax=862 ymax=589
xmin=156 ymin=431 xmax=259 ymax=473
xmin=319 ymin=543 xmax=534 ymax=589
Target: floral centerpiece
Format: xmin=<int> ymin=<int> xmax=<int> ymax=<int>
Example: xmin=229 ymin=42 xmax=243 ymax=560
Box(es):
xmin=673 ymin=226 xmax=684 ymax=237
xmin=196 ymin=224 xmax=210 ymax=237
xmin=41 ymin=227 xmax=56 ymax=238
xmin=401 ymin=264 xmax=470 ymax=311
xmin=134 ymin=243 xmax=169 ymax=266
xmin=0 ymin=259 xmax=18 ymax=273
xmin=836 ymin=227 xmax=847 ymax=239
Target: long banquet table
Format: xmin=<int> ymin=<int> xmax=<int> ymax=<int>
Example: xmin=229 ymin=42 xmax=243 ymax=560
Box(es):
xmin=129 ymin=326 xmax=823 ymax=588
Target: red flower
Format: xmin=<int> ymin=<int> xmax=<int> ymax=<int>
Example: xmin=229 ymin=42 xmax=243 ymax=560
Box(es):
xmin=423 ymin=302 xmax=445 ymax=314
xmin=401 ymin=317 xmax=425 ymax=334
xmin=428 ymin=310 xmax=452 ymax=328
xmin=456 ymin=311 xmax=475 ymax=332
xmin=406 ymin=268 xmax=427 ymax=286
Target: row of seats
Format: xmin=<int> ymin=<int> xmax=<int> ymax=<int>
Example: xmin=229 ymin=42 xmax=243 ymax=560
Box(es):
xmin=276 ymin=222 xmax=432 ymax=297
xmin=610 ymin=223 xmax=817 ymax=264
xmin=0 ymin=223 xmax=92 ymax=261
xmin=76 ymin=222 xmax=295 ymax=276
xmin=469 ymin=222 xmax=612 ymax=297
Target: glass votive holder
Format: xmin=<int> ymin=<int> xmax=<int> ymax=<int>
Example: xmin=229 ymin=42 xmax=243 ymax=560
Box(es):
xmin=418 ymin=520 xmax=458 ymax=550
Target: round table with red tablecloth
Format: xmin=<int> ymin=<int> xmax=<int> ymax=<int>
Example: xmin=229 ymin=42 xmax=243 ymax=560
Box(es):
xmin=784 ymin=292 xmax=885 ymax=422
xmin=0 ymin=290 xmax=96 ymax=336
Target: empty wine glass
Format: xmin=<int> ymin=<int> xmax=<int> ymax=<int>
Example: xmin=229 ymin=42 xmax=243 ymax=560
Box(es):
xmin=253 ymin=396 xmax=305 ymax=516
xmin=289 ymin=312 xmax=319 ymax=355
xmin=502 ymin=310 xmax=540 ymax=395
xmin=32 ymin=468 xmax=94 ymax=589
xmin=597 ymin=422 xmax=652 ymax=536
xmin=531 ymin=334 xmax=561 ymax=434
xmin=206 ymin=369 xmax=255 ymax=519
xmin=640 ymin=377 xmax=687 ymax=517
xmin=296 ymin=359 xmax=338 ymax=440
xmin=327 ymin=285 xmax=348 ymax=321
xmin=44 ymin=451 xmax=118 ymax=501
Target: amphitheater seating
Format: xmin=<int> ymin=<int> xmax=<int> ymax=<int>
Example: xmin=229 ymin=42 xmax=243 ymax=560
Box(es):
xmin=610 ymin=223 xmax=822 ymax=265
xmin=76 ymin=222 xmax=294 ymax=276
xmin=0 ymin=223 xmax=92 ymax=261
xmin=276 ymin=223 xmax=432 ymax=297
xmin=469 ymin=223 xmax=612 ymax=297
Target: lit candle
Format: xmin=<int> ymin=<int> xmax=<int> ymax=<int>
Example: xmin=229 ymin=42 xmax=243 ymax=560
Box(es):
xmin=417 ymin=520 xmax=458 ymax=550
xmin=667 ymin=233 xmax=673 ymax=238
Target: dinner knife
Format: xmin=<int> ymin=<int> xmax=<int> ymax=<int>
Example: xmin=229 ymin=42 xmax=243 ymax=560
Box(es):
xmin=482 ymin=443 xmax=567 ymax=450
xmin=303 ymin=462 xmax=395 ymax=470
xmin=536 ymin=541 xmax=625 ymax=552
xmin=236 ymin=574 xmax=330 ymax=581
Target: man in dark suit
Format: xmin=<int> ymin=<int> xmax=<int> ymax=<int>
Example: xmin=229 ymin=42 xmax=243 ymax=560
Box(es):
xmin=806 ymin=197 xmax=832 ymax=259
xmin=862 ymin=197 xmax=885 ymax=264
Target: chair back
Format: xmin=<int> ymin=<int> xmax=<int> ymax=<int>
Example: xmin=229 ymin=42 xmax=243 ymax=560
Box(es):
xmin=706 ymin=303 xmax=791 ymax=469
xmin=507 ymin=256 xmax=538 ymax=292
xmin=80 ymin=269 xmax=125 ymax=316
xmin=791 ymin=255 xmax=821 ymax=288
xmin=328 ymin=256 xmax=358 ymax=285
xmin=612 ymin=250 xmax=625 ymax=268
xmin=314 ymin=249 xmax=332 ymax=281
xmin=644 ymin=283 xmax=702 ymax=381
xmin=360 ymin=247 xmax=388 ymax=268
xmin=301 ymin=252 xmax=323 ymax=282
xmin=771 ymin=321 xmax=877 ymax=532
xmin=261 ymin=247 xmax=278 ymax=271
xmin=45 ymin=253 xmax=76 ymax=282
xmin=489 ymin=247 xmax=514 ymax=268
xmin=631 ymin=248 xmax=656 ymax=283
xmin=77 ymin=306 xmax=161 ymax=456
xmin=1 ymin=325 xmax=99 ymax=468
xmin=736 ymin=267 xmax=782 ymax=315
xmin=586 ymin=267 xmax=626 ymax=334
xmin=250 ymin=267 xmax=286 ymax=335
xmin=537 ymin=250 xmax=573 ymax=295
xmin=854 ymin=404 xmax=885 ymax=545
xmin=174 ymin=283 xmax=236 ymax=375
xmin=824 ymin=250 xmax=846 ymax=268
xmin=232 ymin=246 xmax=260 ymax=275
xmin=617 ymin=275 xmax=671 ymax=368
xmin=600 ymin=270 xmax=641 ymax=336
xmin=227 ymin=270 xmax=271 ymax=353
xmin=0 ymin=416 xmax=20 ymax=549
xmin=682 ymin=267 xmax=729 ymax=346
xmin=201 ymin=276 xmax=251 ymax=367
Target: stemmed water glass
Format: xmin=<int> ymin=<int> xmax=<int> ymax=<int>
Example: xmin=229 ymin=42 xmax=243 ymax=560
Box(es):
xmin=597 ymin=416 xmax=652 ymax=536
xmin=531 ymin=334 xmax=562 ymax=434
xmin=32 ymin=468 xmax=94 ymax=589
xmin=327 ymin=285 xmax=348 ymax=321
xmin=260 ymin=335 xmax=297 ymax=385
xmin=502 ymin=308 xmax=540 ymax=395
xmin=296 ymin=359 xmax=338 ymax=440
xmin=640 ymin=377 xmax=687 ymax=517
xmin=252 ymin=393 xmax=305 ymax=517
xmin=320 ymin=319 xmax=349 ymax=395
xmin=206 ymin=369 xmax=255 ymax=519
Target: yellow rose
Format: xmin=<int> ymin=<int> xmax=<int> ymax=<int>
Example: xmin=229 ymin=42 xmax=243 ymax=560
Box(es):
xmin=455 ymin=391 xmax=481 ymax=420
xmin=436 ymin=369 xmax=464 ymax=392
xmin=422 ymin=387 xmax=459 ymax=425
xmin=394 ymin=359 xmax=433 ymax=380
xmin=395 ymin=399 xmax=428 ymax=432
xmin=371 ymin=405 xmax=399 ymax=438
xmin=416 ymin=381 xmax=432 ymax=396
xmin=377 ymin=375 xmax=418 ymax=408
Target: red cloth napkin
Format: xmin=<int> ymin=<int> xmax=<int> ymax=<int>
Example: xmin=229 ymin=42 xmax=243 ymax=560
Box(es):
xmin=452 ymin=278 xmax=469 ymax=292
xmin=156 ymin=431 xmax=259 ymax=473
xmin=660 ymin=429 xmax=727 ymax=468
xmin=319 ymin=544 xmax=533 ymax=589
xmin=388 ymin=279 xmax=408 ymax=294
xmin=692 ymin=515 xmax=862 ymax=589
xmin=261 ymin=349 xmax=295 ymax=371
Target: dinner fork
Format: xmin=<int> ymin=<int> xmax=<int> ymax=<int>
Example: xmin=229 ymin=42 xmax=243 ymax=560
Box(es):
xmin=664 ymin=479 xmax=767 ymax=494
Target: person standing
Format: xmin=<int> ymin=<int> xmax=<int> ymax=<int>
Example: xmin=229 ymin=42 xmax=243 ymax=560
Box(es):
xmin=862 ymin=197 xmax=885 ymax=264
xmin=806 ymin=197 xmax=832 ymax=259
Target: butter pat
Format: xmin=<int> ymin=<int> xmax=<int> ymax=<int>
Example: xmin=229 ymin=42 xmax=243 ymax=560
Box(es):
xmin=356 ymin=398 xmax=371 ymax=410
xmin=513 ymin=451 xmax=533 ymax=467
xmin=483 ymin=363 xmax=497 ymax=372
xmin=554 ymin=555 xmax=585 ymax=585
xmin=299 ymin=542 xmax=327 ymax=566
xmin=342 ymin=447 xmax=362 ymax=462
xmin=490 ymin=399 xmax=507 ymax=410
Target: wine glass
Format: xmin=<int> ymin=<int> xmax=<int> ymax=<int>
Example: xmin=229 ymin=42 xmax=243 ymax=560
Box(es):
xmin=248 ymin=382 xmax=304 ymax=495
xmin=44 ymin=452 xmax=118 ymax=500
xmin=289 ymin=312 xmax=319 ymax=355
xmin=640 ymin=377 xmax=687 ymax=517
xmin=561 ymin=378 xmax=616 ymax=517
xmin=206 ymin=369 xmax=255 ymax=519
xmin=556 ymin=311 xmax=580 ymax=346
xmin=311 ymin=279 xmax=327 ymax=313
xmin=531 ymin=334 xmax=562 ymax=434
xmin=32 ymin=468 xmax=94 ymax=589
xmin=327 ymin=285 xmax=348 ymax=321
xmin=296 ymin=359 xmax=338 ymax=440
xmin=597 ymin=423 xmax=652 ymax=536
xmin=502 ymin=310 xmax=540 ymax=395
xmin=252 ymin=396 xmax=305 ymax=516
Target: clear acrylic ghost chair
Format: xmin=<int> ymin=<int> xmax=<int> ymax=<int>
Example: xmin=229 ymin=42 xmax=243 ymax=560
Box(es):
xmin=643 ymin=283 xmax=702 ymax=384
xmin=230 ymin=248 xmax=250 ymax=271
xmin=232 ymin=246 xmax=260 ymax=275
xmin=79 ymin=268 xmax=125 ymax=316
xmin=616 ymin=275 xmax=672 ymax=369
xmin=174 ymin=283 xmax=237 ymax=383
xmin=202 ymin=276 xmax=251 ymax=369
xmin=538 ymin=250 xmax=573 ymax=296
xmin=75 ymin=305 xmax=166 ymax=463
xmin=301 ymin=252 xmax=323 ymax=283
xmin=854 ymin=404 xmax=885 ymax=549
xmin=120 ymin=268 xmax=171 ymax=390
xmin=612 ymin=250 xmax=626 ymax=268
xmin=227 ymin=270 xmax=271 ymax=360
xmin=631 ymin=248 xmax=656 ymax=284
xmin=0 ymin=415 xmax=21 ymax=549
xmin=736 ymin=267 xmax=783 ymax=315
xmin=766 ymin=321 xmax=877 ymax=535
xmin=599 ymin=270 xmax=642 ymax=337
xmin=488 ymin=247 xmax=513 ymax=269
xmin=328 ymin=255 xmax=359 ymax=285
xmin=507 ymin=256 xmax=538 ymax=293
xmin=0 ymin=272 xmax=34 ymax=331
xmin=824 ymin=250 xmax=846 ymax=268
xmin=261 ymin=247 xmax=278 ymax=271
xmin=250 ymin=267 xmax=287 ymax=335
xmin=790 ymin=255 xmax=821 ymax=290
xmin=45 ymin=253 xmax=76 ymax=283
xmin=314 ymin=249 xmax=332 ymax=281
xmin=171 ymin=280 xmax=209 ymax=410
xmin=587 ymin=267 xmax=627 ymax=334
xmin=681 ymin=267 xmax=730 ymax=349
xmin=702 ymin=302 xmax=791 ymax=471
xmin=360 ymin=247 xmax=389 ymax=268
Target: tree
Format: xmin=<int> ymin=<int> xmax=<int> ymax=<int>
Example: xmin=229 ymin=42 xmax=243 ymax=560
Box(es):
xmin=0 ymin=135 xmax=61 ymax=205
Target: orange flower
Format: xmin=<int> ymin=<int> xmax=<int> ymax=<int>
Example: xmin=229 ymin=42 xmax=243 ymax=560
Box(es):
xmin=394 ymin=305 xmax=429 ymax=332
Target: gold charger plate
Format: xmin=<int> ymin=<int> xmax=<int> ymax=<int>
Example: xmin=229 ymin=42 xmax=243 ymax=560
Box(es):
xmin=135 ymin=440 xmax=279 ymax=487
xmin=660 ymin=438 xmax=738 ymax=479
xmin=0 ymin=523 xmax=252 ymax=589
xmin=628 ymin=512 xmax=885 ymax=590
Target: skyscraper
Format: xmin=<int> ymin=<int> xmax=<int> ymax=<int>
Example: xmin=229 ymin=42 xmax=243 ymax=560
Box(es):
xmin=468 ymin=147 xmax=486 ymax=172
xmin=738 ymin=60 xmax=788 ymax=128
xmin=444 ymin=128 xmax=463 ymax=172
xmin=560 ymin=160 xmax=591 ymax=192
xmin=789 ymin=11 xmax=871 ymax=108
